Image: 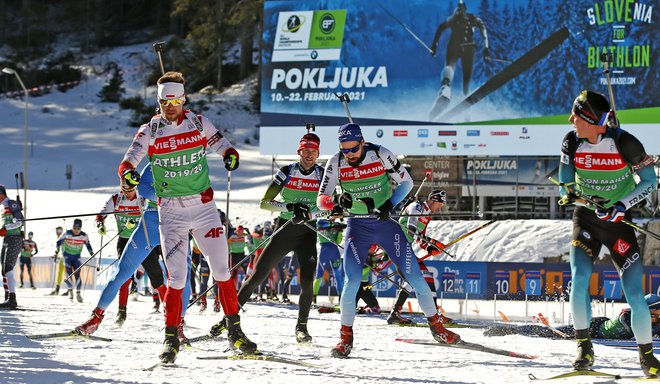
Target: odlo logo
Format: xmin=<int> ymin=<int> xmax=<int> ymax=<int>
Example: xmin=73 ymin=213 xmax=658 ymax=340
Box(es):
xmin=620 ymin=252 xmax=640 ymax=275
xmin=320 ymin=13 xmax=335 ymax=34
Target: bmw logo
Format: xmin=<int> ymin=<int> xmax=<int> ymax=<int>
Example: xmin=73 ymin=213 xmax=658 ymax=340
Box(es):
xmin=310 ymin=50 xmax=318 ymax=60
xmin=376 ymin=129 xmax=384 ymax=138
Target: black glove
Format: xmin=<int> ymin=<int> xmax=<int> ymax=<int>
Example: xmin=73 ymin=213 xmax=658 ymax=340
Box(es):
xmin=374 ymin=200 xmax=394 ymax=221
xmin=287 ymin=202 xmax=311 ymax=224
xmin=330 ymin=204 xmax=344 ymax=217
xmin=426 ymin=243 xmax=440 ymax=254
xmin=484 ymin=47 xmax=491 ymax=60
xmin=358 ymin=197 xmax=376 ymax=213
xmin=223 ymin=148 xmax=240 ymax=171
xmin=333 ymin=192 xmax=353 ymax=209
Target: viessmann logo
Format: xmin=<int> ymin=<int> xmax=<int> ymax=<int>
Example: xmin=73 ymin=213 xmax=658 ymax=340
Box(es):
xmin=490 ymin=131 xmax=510 ymax=136
xmin=574 ymin=153 xmax=625 ymax=170
xmin=339 ymin=162 xmax=385 ymax=180
xmin=393 ymin=130 xmax=408 ymax=137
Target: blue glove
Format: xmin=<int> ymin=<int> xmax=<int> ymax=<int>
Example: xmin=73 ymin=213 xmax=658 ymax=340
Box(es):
xmin=595 ymin=202 xmax=626 ymax=223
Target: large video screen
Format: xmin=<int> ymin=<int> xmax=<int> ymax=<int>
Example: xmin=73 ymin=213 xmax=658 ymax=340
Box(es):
xmin=260 ymin=0 xmax=657 ymax=156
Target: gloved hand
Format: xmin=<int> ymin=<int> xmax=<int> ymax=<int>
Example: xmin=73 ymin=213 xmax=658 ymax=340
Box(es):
xmin=559 ymin=190 xmax=582 ymax=206
xmin=0 ymin=227 xmax=6 ymax=237
xmin=54 ymin=249 xmax=60 ymax=257
xmin=125 ymin=219 xmax=136 ymax=230
xmin=330 ymin=205 xmax=344 ymax=217
xmin=484 ymin=47 xmax=491 ymax=60
xmin=357 ymin=197 xmax=376 ymax=213
xmin=426 ymin=241 xmax=446 ymax=256
xmin=595 ymin=201 xmax=626 ymax=223
xmin=287 ymin=202 xmax=311 ymax=224
xmin=96 ymin=222 xmax=107 ymax=236
xmin=374 ymin=200 xmax=394 ymax=221
xmin=122 ymin=169 xmax=141 ymax=188
xmin=223 ymin=148 xmax=240 ymax=171
xmin=333 ymin=192 xmax=353 ymax=209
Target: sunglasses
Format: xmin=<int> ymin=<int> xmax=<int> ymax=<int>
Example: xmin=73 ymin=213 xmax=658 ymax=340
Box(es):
xmin=73 ymin=227 xmax=81 ymax=230
xmin=159 ymin=97 xmax=185 ymax=107
xmin=341 ymin=143 xmax=361 ymax=154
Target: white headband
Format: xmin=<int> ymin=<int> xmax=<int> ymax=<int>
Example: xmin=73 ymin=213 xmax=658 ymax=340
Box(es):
xmin=157 ymin=82 xmax=185 ymax=100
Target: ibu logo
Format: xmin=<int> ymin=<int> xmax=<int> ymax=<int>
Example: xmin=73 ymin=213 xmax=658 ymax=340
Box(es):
xmin=320 ymin=13 xmax=336 ymax=34
xmin=417 ymin=129 xmax=429 ymax=138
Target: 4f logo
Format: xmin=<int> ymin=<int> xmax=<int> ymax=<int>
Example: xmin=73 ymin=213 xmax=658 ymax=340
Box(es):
xmin=204 ymin=227 xmax=224 ymax=238
xmin=614 ymin=238 xmax=631 ymax=256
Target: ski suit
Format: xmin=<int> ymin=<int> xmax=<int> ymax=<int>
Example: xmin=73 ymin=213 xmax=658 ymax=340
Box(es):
xmin=313 ymin=219 xmax=345 ymax=297
xmin=317 ymin=143 xmax=438 ymax=326
xmin=559 ymin=127 xmax=657 ymax=344
xmin=56 ymin=229 xmax=93 ymax=292
xmin=238 ymin=161 xmax=323 ymax=326
xmin=20 ymin=238 xmax=38 ymax=287
xmin=96 ymin=164 xmax=191 ymax=318
xmin=1 ymin=197 xmax=24 ymax=295
xmin=121 ymin=110 xmax=237 ymax=327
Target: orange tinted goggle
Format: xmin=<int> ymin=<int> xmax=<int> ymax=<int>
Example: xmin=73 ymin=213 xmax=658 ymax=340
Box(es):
xmin=159 ymin=97 xmax=185 ymax=107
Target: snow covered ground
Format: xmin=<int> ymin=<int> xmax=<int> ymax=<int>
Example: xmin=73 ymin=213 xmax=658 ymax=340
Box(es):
xmin=0 ymin=288 xmax=653 ymax=384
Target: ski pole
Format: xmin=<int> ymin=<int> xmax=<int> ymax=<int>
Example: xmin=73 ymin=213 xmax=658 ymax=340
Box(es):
xmin=186 ymin=219 xmax=293 ymax=309
xmin=549 ymin=177 xmax=660 ymax=241
xmin=225 ymin=171 xmax=231 ymax=234
xmin=330 ymin=211 xmax=483 ymax=220
xmin=333 ymin=92 xmax=353 ymax=123
xmin=135 ymin=193 xmax=151 ymax=250
xmin=302 ymin=221 xmax=410 ymax=293
xmin=367 ymin=219 xmax=496 ymax=289
xmin=600 ymin=52 xmax=619 ymax=128
xmin=97 ymin=256 xmax=120 ymax=276
xmin=19 ymin=209 xmax=153 ymax=222
xmin=153 ymin=42 xmax=166 ymax=76
xmin=64 ymin=232 xmax=121 ymax=282
xmin=377 ymin=3 xmax=433 ymax=54
xmin=97 ymin=235 xmax=103 ymax=271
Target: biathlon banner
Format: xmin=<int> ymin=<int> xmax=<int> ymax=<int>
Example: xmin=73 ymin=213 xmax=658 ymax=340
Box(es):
xmin=260 ymin=0 xmax=657 ymax=156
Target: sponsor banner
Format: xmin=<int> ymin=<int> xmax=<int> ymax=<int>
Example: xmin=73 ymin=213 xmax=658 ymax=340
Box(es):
xmin=261 ymin=0 xmax=657 ymax=156
xmin=464 ymin=158 xmax=560 ymax=185
xmin=369 ymin=260 xmax=660 ymax=300
xmin=260 ymin=123 xmax=657 ymax=156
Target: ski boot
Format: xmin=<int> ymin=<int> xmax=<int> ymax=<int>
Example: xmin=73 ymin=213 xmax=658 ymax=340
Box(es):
xmin=572 ymin=329 xmax=594 ymax=370
xmin=387 ymin=308 xmax=413 ymax=325
xmin=437 ymin=313 xmax=454 ymax=324
xmin=209 ymin=316 xmax=227 ymax=338
xmin=75 ymin=308 xmax=105 ymax=335
xmin=330 ymin=325 xmax=353 ymax=358
xmin=49 ymin=285 xmax=60 ymax=296
xmin=199 ymin=295 xmax=207 ymax=312
xmin=177 ymin=319 xmax=190 ymax=346
xmin=68 ymin=290 xmax=74 ymax=301
xmin=159 ymin=326 xmax=180 ymax=364
xmin=190 ymin=293 xmax=197 ymax=305
xmin=428 ymin=313 xmax=460 ymax=344
xmin=31 ymin=285 xmax=36 ymax=290
xmin=363 ymin=305 xmax=381 ymax=314
xmin=639 ymin=343 xmax=660 ymax=378
xmin=295 ymin=322 xmax=313 ymax=343
xmin=152 ymin=294 xmax=161 ymax=313
xmin=226 ymin=314 xmax=258 ymax=354
xmin=76 ymin=291 xmax=83 ymax=303
xmin=62 ymin=288 xmax=72 ymax=297
xmin=0 ymin=293 xmax=18 ymax=309
xmin=115 ymin=306 xmax=127 ymax=327
xmin=19 ymin=283 xmax=23 ymax=289
xmin=213 ymin=298 xmax=221 ymax=313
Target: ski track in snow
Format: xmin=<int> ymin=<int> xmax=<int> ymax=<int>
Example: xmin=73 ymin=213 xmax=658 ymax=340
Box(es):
xmin=0 ymin=289 xmax=649 ymax=384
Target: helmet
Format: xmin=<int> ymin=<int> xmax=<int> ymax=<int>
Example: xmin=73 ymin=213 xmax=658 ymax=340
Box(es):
xmin=428 ymin=189 xmax=447 ymax=203
xmin=646 ymin=294 xmax=660 ymax=310
xmin=253 ymin=224 xmax=263 ymax=235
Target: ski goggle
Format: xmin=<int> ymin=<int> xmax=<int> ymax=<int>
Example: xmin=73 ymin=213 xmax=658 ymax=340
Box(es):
xmin=341 ymin=143 xmax=361 ymax=154
xmin=159 ymin=97 xmax=185 ymax=107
